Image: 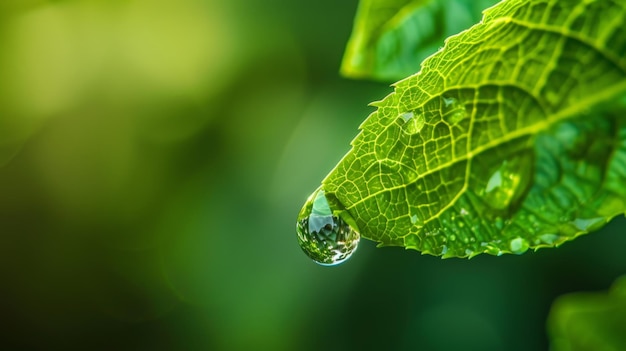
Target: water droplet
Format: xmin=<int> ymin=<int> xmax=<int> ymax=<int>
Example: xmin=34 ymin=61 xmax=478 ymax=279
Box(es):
xmin=460 ymin=208 xmax=469 ymax=216
xmin=449 ymin=111 xmax=466 ymax=125
xmin=509 ymin=237 xmax=529 ymax=255
xmin=449 ymin=235 xmax=456 ymax=241
xmin=539 ymin=233 xmax=559 ymax=245
xmin=441 ymin=96 xmax=467 ymax=125
xmin=481 ymin=152 xmax=534 ymax=211
xmin=571 ymin=217 xmax=605 ymax=231
xmin=296 ymin=188 xmax=360 ymax=266
xmin=442 ymin=96 xmax=456 ymax=107
xmin=441 ymin=245 xmax=448 ymax=255
xmin=494 ymin=217 xmax=504 ymax=230
xmin=410 ymin=214 xmax=420 ymax=224
xmin=399 ymin=111 xmax=425 ymax=135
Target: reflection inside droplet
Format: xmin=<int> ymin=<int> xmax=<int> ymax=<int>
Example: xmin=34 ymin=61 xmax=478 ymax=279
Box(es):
xmin=509 ymin=237 xmax=529 ymax=254
xmin=481 ymin=151 xmax=534 ymax=211
xmin=571 ymin=217 xmax=604 ymax=231
xmin=539 ymin=233 xmax=559 ymax=245
xmin=441 ymin=96 xmax=467 ymax=125
xmin=399 ymin=111 xmax=425 ymax=135
xmin=296 ymin=187 xmax=360 ymax=266
xmin=443 ymin=96 xmax=456 ymax=107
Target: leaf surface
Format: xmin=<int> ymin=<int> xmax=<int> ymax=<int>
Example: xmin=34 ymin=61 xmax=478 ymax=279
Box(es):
xmin=341 ymin=0 xmax=499 ymax=81
xmin=547 ymin=276 xmax=626 ymax=351
xmin=323 ymin=0 xmax=626 ymax=257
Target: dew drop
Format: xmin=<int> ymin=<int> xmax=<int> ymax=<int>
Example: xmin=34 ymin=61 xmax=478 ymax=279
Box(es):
xmin=443 ymin=96 xmax=456 ymax=107
xmin=494 ymin=217 xmax=504 ymax=230
xmin=539 ymin=233 xmax=559 ymax=245
xmin=296 ymin=187 xmax=360 ymax=266
xmin=441 ymin=245 xmax=448 ymax=255
xmin=399 ymin=111 xmax=425 ymax=135
xmin=441 ymin=96 xmax=467 ymax=125
xmin=559 ymin=214 xmax=573 ymax=223
xmin=509 ymin=237 xmax=529 ymax=255
xmin=571 ymin=217 xmax=605 ymax=231
xmin=481 ymin=152 xmax=534 ymax=211
xmin=410 ymin=214 xmax=420 ymax=224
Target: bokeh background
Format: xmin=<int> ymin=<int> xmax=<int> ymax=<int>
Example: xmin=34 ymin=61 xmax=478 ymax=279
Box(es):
xmin=1 ymin=0 xmax=625 ymax=350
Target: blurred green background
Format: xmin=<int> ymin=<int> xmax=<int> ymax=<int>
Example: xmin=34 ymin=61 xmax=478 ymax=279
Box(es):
xmin=1 ymin=1 xmax=625 ymax=350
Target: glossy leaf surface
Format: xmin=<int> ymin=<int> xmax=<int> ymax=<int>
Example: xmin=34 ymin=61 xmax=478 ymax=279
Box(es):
xmin=321 ymin=0 xmax=626 ymax=257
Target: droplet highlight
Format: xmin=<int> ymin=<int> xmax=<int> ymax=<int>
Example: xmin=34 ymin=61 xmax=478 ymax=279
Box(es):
xmin=571 ymin=217 xmax=604 ymax=231
xmin=481 ymin=151 xmax=534 ymax=211
xmin=410 ymin=214 xmax=420 ymax=224
xmin=539 ymin=234 xmax=559 ymax=245
xmin=441 ymin=96 xmax=467 ymax=125
xmin=509 ymin=237 xmax=529 ymax=254
xmin=296 ymin=188 xmax=360 ymax=266
xmin=494 ymin=217 xmax=504 ymax=230
xmin=399 ymin=111 xmax=425 ymax=135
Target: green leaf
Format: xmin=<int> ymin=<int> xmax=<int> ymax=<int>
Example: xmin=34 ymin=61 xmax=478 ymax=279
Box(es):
xmin=340 ymin=0 xmax=499 ymax=81
xmin=547 ymin=276 xmax=626 ymax=351
xmin=320 ymin=0 xmax=626 ymax=258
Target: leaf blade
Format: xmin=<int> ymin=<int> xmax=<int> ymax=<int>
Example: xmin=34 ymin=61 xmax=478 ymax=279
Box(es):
xmin=325 ymin=0 xmax=626 ymax=257
xmin=341 ymin=0 xmax=499 ymax=81
xmin=548 ymin=276 xmax=626 ymax=351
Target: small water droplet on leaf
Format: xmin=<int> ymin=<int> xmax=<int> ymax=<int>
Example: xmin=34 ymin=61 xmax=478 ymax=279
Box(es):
xmin=410 ymin=214 xmax=420 ymax=224
xmin=494 ymin=217 xmax=504 ymax=230
xmin=296 ymin=188 xmax=360 ymax=266
xmin=571 ymin=217 xmax=605 ymax=231
xmin=441 ymin=96 xmax=467 ymax=125
xmin=481 ymin=151 xmax=534 ymax=211
xmin=509 ymin=237 xmax=529 ymax=254
xmin=399 ymin=111 xmax=425 ymax=135
xmin=441 ymin=245 xmax=448 ymax=255
xmin=539 ymin=233 xmax=559 ymax=245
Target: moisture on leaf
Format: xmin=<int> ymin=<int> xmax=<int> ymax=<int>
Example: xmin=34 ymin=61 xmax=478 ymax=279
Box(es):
xmin=296 ymin=187 xmax=361 ymax=266
xmin=341 ymin=0 xmax=499 ymax=81
xmin=299 ymin=0 xmax=626 ymax=260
